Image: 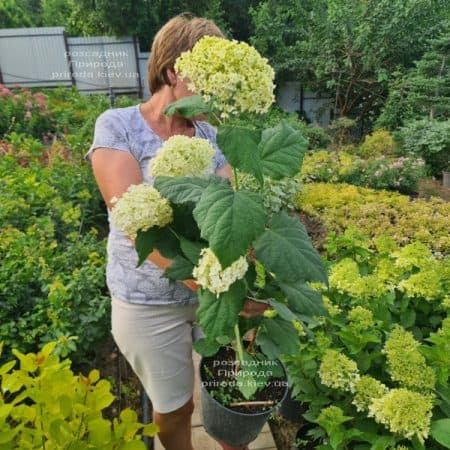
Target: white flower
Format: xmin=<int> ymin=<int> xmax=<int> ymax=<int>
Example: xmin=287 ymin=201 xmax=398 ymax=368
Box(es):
xmin=149 ymin=135 xmax=215 ymax=178
xmin=193 ymin=248 xmax=248 ymax=295
xmin=110 ymin=183 xmax=173 ymax=238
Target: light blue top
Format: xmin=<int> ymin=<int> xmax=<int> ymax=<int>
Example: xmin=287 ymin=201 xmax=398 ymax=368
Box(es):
xmin=84 ymin=104 xmax=228 ymax=305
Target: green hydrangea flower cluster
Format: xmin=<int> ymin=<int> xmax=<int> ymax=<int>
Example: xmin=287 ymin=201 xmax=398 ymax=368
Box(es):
xmin=110 ymin=184 xmax=173 ymax=238
xmin=319 ymin=349 xmax=360 ymax=392
xmin=175 ymin=36 xmax=275 ymax=118
xmin=192 ymin=247 xmax=248 ymax=296
xmin=368 ymin=389 xmax=433 ymax=443
xmin=383 ymin=325 xmax=436 ymax=391
xmin=149 ymin=135 xmax=215 ymax=178
xmin=352 ymin=375 xmax=388 ymax=412
xmin=322 ymin=295 xmax=342 ymax=316
xmin=327 ymin=243 xmax=448 ymax=303
xmin=347 ymin=306 xmax=374 ymax=330
xmin=329 ymin=258 xmax=392 ymax=299
xmin=233 ymin=170 xmax=301 ymax=214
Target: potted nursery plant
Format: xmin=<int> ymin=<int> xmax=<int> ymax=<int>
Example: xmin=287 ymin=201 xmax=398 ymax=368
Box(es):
xmin=110 ymin=36 xmax=328 ymax=447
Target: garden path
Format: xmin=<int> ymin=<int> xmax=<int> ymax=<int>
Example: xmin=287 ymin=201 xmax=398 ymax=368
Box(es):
xmin=154 ymin=351 xmax=277 ymax=450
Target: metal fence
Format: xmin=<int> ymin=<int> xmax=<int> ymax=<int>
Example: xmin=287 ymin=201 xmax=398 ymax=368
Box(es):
xmin=0 ymin=26 xmax=331 ymax=124
xmin=0 ymin=26 xmax=146 ymax=97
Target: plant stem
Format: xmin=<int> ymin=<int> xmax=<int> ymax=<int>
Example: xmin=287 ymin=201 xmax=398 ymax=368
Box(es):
xmin=168 ymin=226 xmax=180 ymax=240
xmin=229 ymin=400 xmax=275 ymax=407
xmin=233 ymin=167 xmax=239 ymax=190
xmin=234 ymin=323 xmax=245 ymax=372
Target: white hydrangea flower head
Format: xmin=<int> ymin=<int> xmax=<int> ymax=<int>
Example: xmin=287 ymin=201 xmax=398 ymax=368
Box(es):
xmin=368 ymin=388 xmax=433 ymax=442
xmin=149 ymin=135 xmax=215 ymax=177
xmin=175 ymin=36 xmax=275 ymax=118
xmin=352 ymin=375 xmax=388 ymax=412
xmin=192 ymin=247 xmax=248 ymax=296
xmin=319 ymin=349 xmax=360 ymax=392
xmin=110 ymin=183 xmax=173 ymax=238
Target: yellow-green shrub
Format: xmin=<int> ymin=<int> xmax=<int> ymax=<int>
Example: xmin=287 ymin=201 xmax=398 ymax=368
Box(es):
xmin=0 ymin=342 xmax=158 ymax=449
xmin=295 ymin=183 xmax=450 ymax=254
xmin=358 ymin=129 xmax=397 ymax=157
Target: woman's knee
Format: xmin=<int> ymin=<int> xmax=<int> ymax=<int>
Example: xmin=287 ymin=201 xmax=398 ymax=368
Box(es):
xmin=154 ymin=397 xmax=194 ymax=423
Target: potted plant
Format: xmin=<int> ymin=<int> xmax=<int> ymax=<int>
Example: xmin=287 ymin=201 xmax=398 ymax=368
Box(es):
xmin=110 ymin=36 xmax=328 ymax=447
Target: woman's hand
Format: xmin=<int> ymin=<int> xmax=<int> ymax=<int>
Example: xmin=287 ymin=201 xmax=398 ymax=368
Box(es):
xmin=183 ymin=279 xmax=199 ymax=292
xmin=239 ymin=299 xmax=271 ymax=318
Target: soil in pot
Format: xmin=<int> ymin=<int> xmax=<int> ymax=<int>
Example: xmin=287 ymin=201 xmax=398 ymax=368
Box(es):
xmin=200 ymin=346 xmax=287 ymax=414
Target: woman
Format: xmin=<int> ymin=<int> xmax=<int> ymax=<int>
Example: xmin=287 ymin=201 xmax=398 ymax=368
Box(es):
xmin=86 ymin=13 xmax=266 ymax=450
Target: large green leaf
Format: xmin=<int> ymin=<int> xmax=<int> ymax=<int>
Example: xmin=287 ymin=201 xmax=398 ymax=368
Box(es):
xmin=277 ymin=280 xmax=326 ymax=316
xmin=216 ymin=125 xmax=263 ymax=183
xmin=259 ymin=120 xmax=308 ymax=180
xmin=256 ymin=316 xmax=300 ymax=360
xmin=196 ymin=281 xmax=246 ymax=341
xmin=431 ymin=419 xmax=450 ymax=448
xmin=164 ymin=95 xmax=211 ymax=118
xmin=135 ymin=227 xmax=180 ymax=267
xmin=254 ymin=212 xmax=328 ymax=284
xmin=193 ymin=183 xmax=266 ymax=267
xmin=193 ymin=338 xmax=221 ymax=357
xmin=179 ymin=237 xmax=206 ymax=265
xmin=163 ymin=256 xmax=194 ymax=281
xmin=172 ymin=203 xmax=201 ymax=241
xmin=154 ymin=176 xmax=226 ymax=204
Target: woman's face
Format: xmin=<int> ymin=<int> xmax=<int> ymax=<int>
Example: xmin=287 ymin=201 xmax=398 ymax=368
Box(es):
xmin=166 ymin=68 xmax=195 ymax=100
xmin=174 ymin=75 xmax=196 ymax=100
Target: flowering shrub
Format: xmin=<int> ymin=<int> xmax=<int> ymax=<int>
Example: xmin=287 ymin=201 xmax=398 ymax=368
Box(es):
xmin=149 ymin=135 xmax=215 ymax=177
xmin=282 ymin=233 xmax=449 ymax=448
xmin=300 ymin=150 xmax=428 ymax=194
xmin=110 ymin=37 xmax=326 ymax=403
xmin=175 ymin=36 xmax=275 ymax=118
xmin=0 ymin=84 xmax=56 ymax=138
xmin=296 ymin=182 xmax=450 ymax=254
xmin=0 ymin=342 xmax=158 ymax=449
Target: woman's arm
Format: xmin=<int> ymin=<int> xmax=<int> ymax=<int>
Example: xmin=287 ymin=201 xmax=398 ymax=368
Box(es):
xmin=91 ymin=148 xmax=198 ymax=291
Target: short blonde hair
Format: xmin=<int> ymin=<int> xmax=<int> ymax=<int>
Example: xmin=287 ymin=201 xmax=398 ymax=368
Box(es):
xmin=148 ymin=13 xmax=224 ymax=94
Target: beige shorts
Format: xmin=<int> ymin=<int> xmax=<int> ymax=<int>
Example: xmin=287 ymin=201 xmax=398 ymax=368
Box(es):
xmin=111 ymin=295 xmax=204 ymax=414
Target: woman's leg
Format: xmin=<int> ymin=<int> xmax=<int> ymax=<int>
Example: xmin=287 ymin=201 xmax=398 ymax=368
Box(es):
xmin=153 ymin=396 xmax=194 ymax=450
xmin=111 ymin=296 xmax=197 ymax=450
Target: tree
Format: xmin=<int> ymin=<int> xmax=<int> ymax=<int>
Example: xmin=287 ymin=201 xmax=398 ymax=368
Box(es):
xmin=250 ymin=0 xmax=449 ymax=124
xmin=0 ymin=0 xmax=34 ymax=28
xmin=377 ymin=30 xmax=450 ymax=130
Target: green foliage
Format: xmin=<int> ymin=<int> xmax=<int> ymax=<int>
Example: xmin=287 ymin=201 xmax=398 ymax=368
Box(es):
xmin=0 ymin=0 xmax=33 ymax=28
xmin=283 ymin=233 xmax=449 ymax=448
xmin=0 ymin=149 xmax=109 ymax=363
xmin=250 ymin=0 xmax=448 ymax=122
xmin=300 ymin=150 xmax=429 ymax=194
xmin=225 ymin=106 xmax=330 ymax=150
xmin=138 ymin=97 xmax=328 ymax=400
xmin=358 ymin=130 xmax=398 ymax=158
xmin=377 ymin=30 xmax=450 ymax=130
xmin=396 ymin=119 xmax=450 ymax=175
xmin=0 ymin=342 xmax=158 ymax=449
xmin=297 ymin=182 xmax=450 ymax=254
xmin=233 ymin=170 xmax=301 ymax=214
xmin=0 ymin=86 xmax=56 ymax=139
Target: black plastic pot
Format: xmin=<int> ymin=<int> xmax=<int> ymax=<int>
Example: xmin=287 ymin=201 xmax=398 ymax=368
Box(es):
xmin=199 ymin=356 xmax=289 ymax=447
xmin=278 ymin=387 xmax=306 ymax=423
